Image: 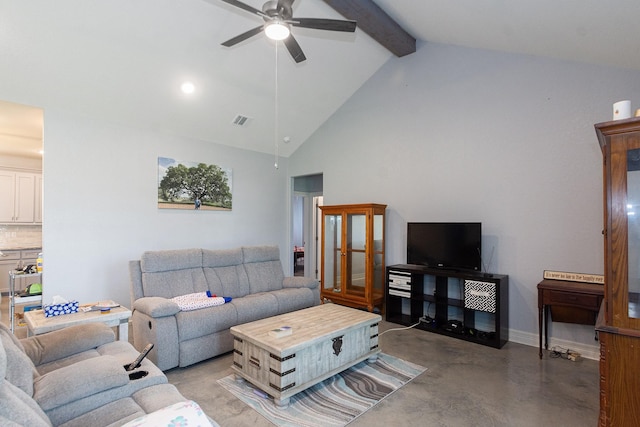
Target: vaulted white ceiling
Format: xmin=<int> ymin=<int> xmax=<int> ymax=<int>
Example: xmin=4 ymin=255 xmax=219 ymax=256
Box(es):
xmin=1 ymin=0 xmax=639 ymax=159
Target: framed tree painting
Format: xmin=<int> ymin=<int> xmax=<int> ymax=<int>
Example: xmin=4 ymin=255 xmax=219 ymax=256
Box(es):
xmin=158 ymin=157 xmax=232 ymax=211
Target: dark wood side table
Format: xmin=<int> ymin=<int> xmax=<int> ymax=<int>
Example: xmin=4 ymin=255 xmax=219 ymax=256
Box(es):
xmin=537 ymin=279 xmax=604 ymax=358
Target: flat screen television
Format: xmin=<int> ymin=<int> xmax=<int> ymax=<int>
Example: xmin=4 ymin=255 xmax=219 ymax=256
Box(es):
xmin=407 ymin=222 xmax=482 ymax=272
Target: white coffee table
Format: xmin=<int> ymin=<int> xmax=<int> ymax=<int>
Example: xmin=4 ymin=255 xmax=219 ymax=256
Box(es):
xmin=230 ymin=303 xmax=381 ymax=407
xmin=24 ymin=305 xmax=132 ymax=341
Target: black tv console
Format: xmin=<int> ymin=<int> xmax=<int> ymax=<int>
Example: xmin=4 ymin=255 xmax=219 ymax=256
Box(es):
xmin=385 ymin=264 xmax=509 ymax=348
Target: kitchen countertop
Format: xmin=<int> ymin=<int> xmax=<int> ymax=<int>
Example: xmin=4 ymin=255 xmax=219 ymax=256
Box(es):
xmin=0 ymin=246 xmax=42 ymax=253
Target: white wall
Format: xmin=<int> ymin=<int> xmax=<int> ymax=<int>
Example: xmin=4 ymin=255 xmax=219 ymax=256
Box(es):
xmin=3 ymin=36 xmax=638 ymax=356
xmin=289 ymin=42 xmax=640 ymax=355
xmin=40 ymin=109 xmax=289 ymax=306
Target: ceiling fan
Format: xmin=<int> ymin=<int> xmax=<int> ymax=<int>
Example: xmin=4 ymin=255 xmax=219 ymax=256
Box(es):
xmin=219 ymin=0 xmax=357 ymax=63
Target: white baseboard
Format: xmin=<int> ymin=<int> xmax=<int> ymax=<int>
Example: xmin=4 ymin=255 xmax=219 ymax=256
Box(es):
xmin=508 ymin=328 xmax=600 ymax=361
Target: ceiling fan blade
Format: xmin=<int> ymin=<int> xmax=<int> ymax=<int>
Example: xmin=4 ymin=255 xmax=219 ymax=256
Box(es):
xmin=219 ymin=0 xmax=267 ymax=18
xmin=283 ymin=34 xmax=306 ymax=63
xmin=221 ymin=25 xmax=264 ymax=47
xmin=291 ymin=18 xmax=356 ymax=32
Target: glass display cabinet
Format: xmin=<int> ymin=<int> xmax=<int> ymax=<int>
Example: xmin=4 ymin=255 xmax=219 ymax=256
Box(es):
xmin=320 ymin=203 xmax=386 ymax=312
xmin=595 ymin=117 xmax=640 ymax=426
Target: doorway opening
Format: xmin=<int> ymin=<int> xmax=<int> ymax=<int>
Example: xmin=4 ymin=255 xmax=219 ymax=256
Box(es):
xmin=291 ymin=174 xmax=323 ymax=279
xmin=0 ymin=99 xmax=44 ymax=304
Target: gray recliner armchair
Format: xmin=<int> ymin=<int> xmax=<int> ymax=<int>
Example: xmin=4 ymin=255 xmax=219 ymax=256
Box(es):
xmin=0 ymin=320 xmax=217 ymax=426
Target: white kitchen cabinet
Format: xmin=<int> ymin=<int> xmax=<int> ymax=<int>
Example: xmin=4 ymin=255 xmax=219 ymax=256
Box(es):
xmin=0 ymin=250 xmax=21 ymax=294
xmin=0 ymin=171 xmax=16 ymax=222
xmin=0 ymin=169 xmax=40 ymax=223
xmin=34 ymin=173 xmax=42 ymax=224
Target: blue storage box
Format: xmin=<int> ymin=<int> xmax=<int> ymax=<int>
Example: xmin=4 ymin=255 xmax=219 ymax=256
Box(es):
xmin=44 ymin=300 xmax=79 ymax=317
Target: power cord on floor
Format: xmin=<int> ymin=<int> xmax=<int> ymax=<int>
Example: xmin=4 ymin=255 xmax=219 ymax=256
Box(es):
xmin=549 ymin=346 xmax=581 ymax=361
xmin=379 ymin=318 xmax=427 ymax=336
xmin=379 ymin=321 xmax=421 ymax=336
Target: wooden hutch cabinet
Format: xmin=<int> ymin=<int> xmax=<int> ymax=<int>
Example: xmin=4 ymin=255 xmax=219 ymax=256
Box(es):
xmin=319 ymin=203 xmax=386 ymax=312
xmin=596 ymin=117 xmax=640 ymax=427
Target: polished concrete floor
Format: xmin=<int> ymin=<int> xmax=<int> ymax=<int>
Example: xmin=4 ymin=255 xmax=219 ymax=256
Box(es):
xmin=2 ymin=298 xmax=599 ymax=427
xmin=165 ymin=321 xmax=599 ymax=427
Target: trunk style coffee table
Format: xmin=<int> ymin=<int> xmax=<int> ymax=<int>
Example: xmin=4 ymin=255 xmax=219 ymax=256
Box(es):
xmin=230 ymin=303 xmax=381 ymax=407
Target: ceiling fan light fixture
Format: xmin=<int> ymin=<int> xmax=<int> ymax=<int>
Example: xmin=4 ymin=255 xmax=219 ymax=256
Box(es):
xmin=265 ymin=21 xmax=290 ymax=40
xmin=180 ymin=81 xmax=195 ymax=94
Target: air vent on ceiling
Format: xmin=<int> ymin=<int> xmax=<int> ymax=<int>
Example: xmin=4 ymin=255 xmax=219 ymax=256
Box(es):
xmin=231 ymin=114 xmax=252 ymax=127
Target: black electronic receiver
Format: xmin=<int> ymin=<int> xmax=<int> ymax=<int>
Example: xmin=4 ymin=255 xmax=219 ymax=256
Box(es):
xmin=126 ymin=343 xmax=154 ymax=371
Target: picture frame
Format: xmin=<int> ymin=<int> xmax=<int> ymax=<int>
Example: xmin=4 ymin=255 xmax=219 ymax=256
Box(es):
xmin=157 ymin=157 xmax=232 ymax=211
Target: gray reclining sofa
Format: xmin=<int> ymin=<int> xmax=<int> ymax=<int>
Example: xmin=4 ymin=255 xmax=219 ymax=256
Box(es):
xmin=129 ymin=245 xmax=319 ymax=371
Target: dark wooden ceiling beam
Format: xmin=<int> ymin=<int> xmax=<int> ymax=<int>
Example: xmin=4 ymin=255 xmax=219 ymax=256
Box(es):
xmin=322 ymin=0 xmax=416 ymax=57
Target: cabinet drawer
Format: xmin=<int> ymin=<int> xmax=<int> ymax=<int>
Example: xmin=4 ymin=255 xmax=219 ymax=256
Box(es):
xmin=21 ymin=249 xmax=41 ymax=262
xmin=547 ymin=290 xmax=600 ymax=308
xmin=0 ymin=250 xmax=21 ymax=262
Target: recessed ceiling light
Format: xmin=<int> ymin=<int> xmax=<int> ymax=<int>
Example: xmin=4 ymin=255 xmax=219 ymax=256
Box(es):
xmin=181 ymin=81 xmax=195 ymax=94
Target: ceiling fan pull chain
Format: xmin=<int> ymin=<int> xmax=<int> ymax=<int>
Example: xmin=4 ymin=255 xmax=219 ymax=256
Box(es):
xmin=274 ymin=41 xmax=279 ymax=170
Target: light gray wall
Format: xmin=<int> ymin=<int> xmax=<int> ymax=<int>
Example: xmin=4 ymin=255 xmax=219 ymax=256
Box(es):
xmin=289 ymin=42 xmax=640 ymax=354
xmin=39 ymin=108 xmax=289 ymax=306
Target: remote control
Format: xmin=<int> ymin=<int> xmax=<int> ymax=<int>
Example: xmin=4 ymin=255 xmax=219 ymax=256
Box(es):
xmin=126 ymin=343 xmax=154 ymax=371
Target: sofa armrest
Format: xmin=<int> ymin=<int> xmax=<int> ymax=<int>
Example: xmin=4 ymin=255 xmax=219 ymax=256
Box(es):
xmin=283 ymin=276 xmax=319 ymax=289
xmin=21 ymin=322 xmax=116 ymax=366
xmin=33 ymin=355 xmax=129 ymax=411
xmin=133 ymin=296 xmax=180 ymax=318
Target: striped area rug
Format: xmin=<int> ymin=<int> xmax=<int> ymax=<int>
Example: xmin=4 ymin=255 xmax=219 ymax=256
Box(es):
xmin=217 ymin=353 xmax=426 ymax=426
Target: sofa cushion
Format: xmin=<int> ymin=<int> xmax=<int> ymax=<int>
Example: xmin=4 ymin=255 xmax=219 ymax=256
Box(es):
xmin=244 ymin=260 xmax=285 ymax=293
xmin=22 ymin=323 xmax=115 ymax=368
xmin=241 ymin=245 xmax=280 ymax=263
xmin=33 ymin=355 xmax=129 ymax=411
xmin=0 ymin=382 xmax=52 ymax=427
xmin=141 ymin=249 xmax=207 ymax=299
xmin=242 ymin=246 xmax=285 ymax=293
xmin=1 ymin=330 xmax=51 ymax=426
xmin=202 ymin=248 xmax=242 ymax=267
xmin=0 ymin=323 xmax=36 ymax=396
xmin=34 ymin=348 xmax=102 ymax=376
xmin=53 ymin=385 xmax=193 ymax=427
xmin=204 ymin=265 xmax=250 ymax=298
xmin=142 ymin=268 xmax=207 ymax=299
xmin=202 ymin=248 xmax=250 ymax=297
xmin=129 ymin=382 xmax=195 ymax=414
xmin=58 ymin=397 xmax=145 ymax=427
xmin=33 ymin=340 xmax=137 ymax=378
xmin=230 ymin=293 xmax=279 ymax=324
xmin=270 ymin=288 xmax=316 ymax=314
xmin=202 ymin=268 xmax=225 ymax=296
xmin=175 ymin=303 xmax=238 ymax=341
xmin=283 ymin=276 xmax=319 ymax=289
xmin=140 ymin=249 xmax=202 ymax=273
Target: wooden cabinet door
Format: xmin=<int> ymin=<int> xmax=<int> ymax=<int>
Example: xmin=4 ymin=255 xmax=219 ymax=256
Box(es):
xmin=14 ymin=172 xmax=35 ymax=223
xmin=0 ymin=170 xmax=16 ymax=222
